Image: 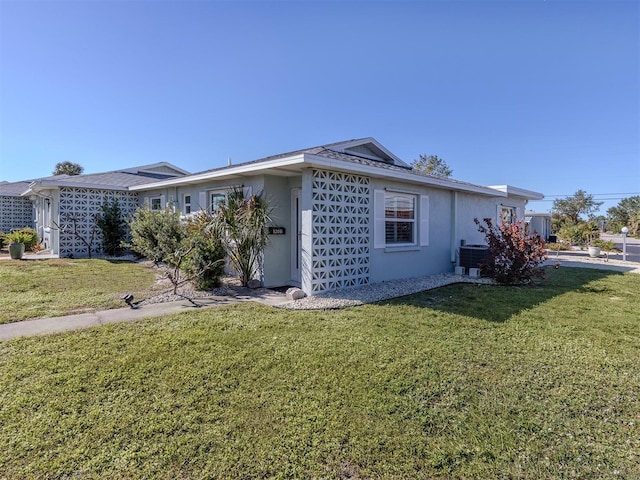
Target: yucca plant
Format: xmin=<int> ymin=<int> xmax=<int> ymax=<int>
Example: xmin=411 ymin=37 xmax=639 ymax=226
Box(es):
xmin=213 ymin=188 xmax=272 ymax=287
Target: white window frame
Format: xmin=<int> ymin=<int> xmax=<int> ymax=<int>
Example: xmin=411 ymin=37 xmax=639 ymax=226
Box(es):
xmin=183 ymin=194 xmax=192 ymax=215
xmin=499 ymin=205 xmax=517 ymax=225
xmin=150 ymin=196 xmax=162 ymax=211
xmin=385 ymin=192 xmax=417 ymax=245
xmin=374 ymin=189 xmax=429 ymax=249
xmin=209 ymin=191 xmax=226 ymax=214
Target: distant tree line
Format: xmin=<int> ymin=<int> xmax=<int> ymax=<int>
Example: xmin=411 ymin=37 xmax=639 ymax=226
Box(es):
xmin=552 ymin=190 xmax=639 ymax=243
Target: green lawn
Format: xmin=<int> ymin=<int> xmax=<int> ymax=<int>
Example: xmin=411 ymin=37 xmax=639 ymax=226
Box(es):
xmin=0 ymin=267 xmax=639 ymax=479
xmin=0 ymin=259 xmax=157 ymax=324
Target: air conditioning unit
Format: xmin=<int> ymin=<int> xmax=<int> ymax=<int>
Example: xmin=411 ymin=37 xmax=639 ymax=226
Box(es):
xmin=459 ymin=245 xmax=489 ymax=269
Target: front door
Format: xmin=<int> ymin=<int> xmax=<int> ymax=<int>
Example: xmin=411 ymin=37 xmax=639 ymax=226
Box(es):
xmin=291 ymin=188 xmax=301 ymax=285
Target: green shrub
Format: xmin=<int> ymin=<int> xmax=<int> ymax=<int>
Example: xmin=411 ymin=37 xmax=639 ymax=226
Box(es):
xmin=591 ymin=239 xmax=616 ymax=251
xmin=558 ymin=222 xmax=599 ymax=246
xmin=545 ymin=242 xmax=571 ymax=251
xmin=7 ymin=228 xmax=38 ymax=251
xmin=96 ymin=198 xmax=127 ymax=256
xmin=0 ymin=231 xmax=5 ymax=250
xmin=126 ymin=208 xmax=186 ymax=264
xmin=183 ymin=212 xmax=225 ymax=290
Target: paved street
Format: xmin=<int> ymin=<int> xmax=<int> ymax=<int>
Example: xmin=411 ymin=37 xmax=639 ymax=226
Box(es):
xmin=601 ymin=233 xmax=640 ymax=263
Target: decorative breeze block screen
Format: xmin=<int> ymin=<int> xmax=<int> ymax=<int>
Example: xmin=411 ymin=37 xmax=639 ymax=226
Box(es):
xmin=59 ymin=188 xmax=138 ymax=258
xmin=311 ymin=170 xmax=370 ymax=293
xmin=0 ymin=196 xmax=33 ymax=232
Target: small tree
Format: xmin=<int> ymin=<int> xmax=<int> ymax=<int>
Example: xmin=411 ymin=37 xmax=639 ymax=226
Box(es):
xmin=126 ymin=207 xmax=225 ymax=295
xmin=474 ymin=217 xmax=547 ymax=285
xmin=552 ymin=189 xmax=602 ymax=230
xmin=213 ymin=188 xmax=271 ymax=287
xmin=126 ymin=207 xmax=190 ymax=293
xmin=410 ymin=154 xmax=453 ymax=177
xmin=96 ymin=198 xmax=127 ymax=256
xmin=53 ymin=161 xmax=84 ymax=176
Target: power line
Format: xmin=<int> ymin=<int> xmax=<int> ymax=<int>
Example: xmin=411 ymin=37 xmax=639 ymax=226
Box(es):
xmin=534 ymin=198 xmax=635 ymax=203
xmin=541 ymin=192 xmax=640 ymax=198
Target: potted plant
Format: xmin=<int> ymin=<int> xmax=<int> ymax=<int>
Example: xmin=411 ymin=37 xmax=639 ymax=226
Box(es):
xmin=587 ymin=243 xmax=601 ymax=258
xmin=590 ymin=239 xmax=617 ymax=260
xmin=7 ymin=230 xmax=30 ymax=260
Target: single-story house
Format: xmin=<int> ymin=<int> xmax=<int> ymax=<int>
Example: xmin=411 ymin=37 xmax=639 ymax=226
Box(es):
xmin=2 ymin=138 xmax=543 ymax=295
xmin=13 ymin=163 xmax=189 ymax=257
xmin=129 ymin=138 xmax=543 ymax=295
xmin=525 ymin=211 xmax=552 ymax=241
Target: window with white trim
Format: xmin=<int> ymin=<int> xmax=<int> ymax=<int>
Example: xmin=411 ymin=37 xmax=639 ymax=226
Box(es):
xmin=210 ymin=192 xmax=226 ymax=213
xmin=500 ymin=206 xmax=517 ymax=225
xmin=374 ymin=190 xmax=429 ymax=249
xmin=183 ymin=194 xmax=191 ymax=215
xmin=150 ymin=197 xmax=162 ymax=211
xmin=385 ymin=193 xmax=416 ymax=244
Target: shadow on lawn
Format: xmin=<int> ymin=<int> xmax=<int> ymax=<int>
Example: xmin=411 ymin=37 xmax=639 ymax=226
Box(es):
xmin=382 ymin=266 xmax=626 ymax=323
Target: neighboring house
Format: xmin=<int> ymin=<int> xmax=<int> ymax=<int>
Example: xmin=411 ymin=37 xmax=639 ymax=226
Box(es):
xmin=18 ymin=163 xmax=189 ymax=257
xmin=129 ymin=138 xmax=543 ymax=295
xmin=0 ymin=181 xmax=35 ymax=233
xmin=525 ymin=211 xmax=552 ymax=241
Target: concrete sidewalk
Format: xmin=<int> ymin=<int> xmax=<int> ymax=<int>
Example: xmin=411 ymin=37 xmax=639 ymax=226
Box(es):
xmin=0 ymin=291 xmax=288 ymax=341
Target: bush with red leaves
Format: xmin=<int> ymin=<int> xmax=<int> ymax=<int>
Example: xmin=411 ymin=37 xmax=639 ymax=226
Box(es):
xmin=474 ymin=217 xmax=548 ymax=285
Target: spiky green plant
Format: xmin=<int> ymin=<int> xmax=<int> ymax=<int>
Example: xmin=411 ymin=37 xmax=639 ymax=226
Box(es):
xmin=213 ymin=188 xmax=271 ymax=287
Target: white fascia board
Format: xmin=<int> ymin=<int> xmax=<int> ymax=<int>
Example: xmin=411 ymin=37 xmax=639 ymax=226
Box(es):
xmin=488 ymin=185 xmax=544 ymax=200
xmin=24 ymin=180 xmax=129 ymax=195
xmin=304 ymin=155 xmax=506 ymax=196
xmin=526 ymin=210 xmax=551 ymax=217
xmin=129 ymin=154 xmax=307 ymax=191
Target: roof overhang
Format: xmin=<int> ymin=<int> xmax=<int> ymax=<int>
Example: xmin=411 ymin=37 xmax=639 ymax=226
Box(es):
xmin=23 ymin=179 xmax=130 ymax=197
xmin=488 ymin=185 xmax=544 ymax=201
xmin=131 ymin=152 xmax=513 ymax=197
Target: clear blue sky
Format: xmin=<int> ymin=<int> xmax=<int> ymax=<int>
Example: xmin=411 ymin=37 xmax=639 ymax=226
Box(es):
xmin=1 ymin=0 xmax=638 ymax=215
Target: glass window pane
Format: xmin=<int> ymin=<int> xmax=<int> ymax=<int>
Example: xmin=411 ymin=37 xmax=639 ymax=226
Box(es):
xmin=210 ymin=193 xmax=225 ymax=213
xmin=385 ymin=221 xmax=414 ymax=244
xmin=385 ymin=194 xmax=415 ymax=219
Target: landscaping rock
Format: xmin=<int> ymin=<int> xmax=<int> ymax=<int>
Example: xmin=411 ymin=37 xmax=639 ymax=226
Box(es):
xmin=286 ymin=287 xmax=305 ymax=300
xmin=247 ymin=279 xmax=262 ymax=289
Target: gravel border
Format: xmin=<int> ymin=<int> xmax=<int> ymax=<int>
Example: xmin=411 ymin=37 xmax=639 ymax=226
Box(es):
xmin=278 ymin=274 xmax=495 ymax=310
xmin=280 ymin=253 xmax=639 ymax=310
xmin=128 ymin=254 xmax=640 ymax=311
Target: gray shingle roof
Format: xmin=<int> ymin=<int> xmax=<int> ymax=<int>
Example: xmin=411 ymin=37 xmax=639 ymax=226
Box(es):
xmin=180 ymin=140 xmax=491 ymax=193
xmin=42 ymin=170 xmax=183 ymax=189
xmin=190 ymin=138 xmax=411 ymax=176
xmin=3 ymin=163 xmax=189 ymax=196
xmin=0 ymin=181 xmax=32 ymax=196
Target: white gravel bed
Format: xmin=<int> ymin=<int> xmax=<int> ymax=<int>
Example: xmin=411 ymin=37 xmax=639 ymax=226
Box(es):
xmin=279 ymin=273 xmax=495 ymax=310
